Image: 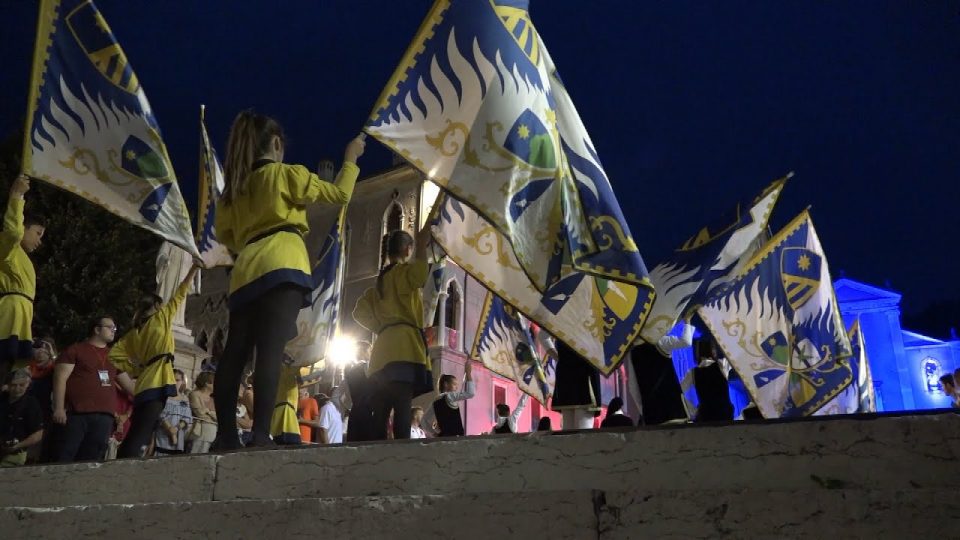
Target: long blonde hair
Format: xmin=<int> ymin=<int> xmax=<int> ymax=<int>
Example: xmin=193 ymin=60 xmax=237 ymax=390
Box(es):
xmin=221 ymin=109 xmax=285 ymax=204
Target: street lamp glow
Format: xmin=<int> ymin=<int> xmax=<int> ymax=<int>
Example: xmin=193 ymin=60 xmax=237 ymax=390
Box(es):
xmin=328 ymin=336 xmax=357 ymax=368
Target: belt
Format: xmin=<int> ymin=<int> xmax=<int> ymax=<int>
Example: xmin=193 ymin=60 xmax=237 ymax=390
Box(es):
xmin=245 ymin=225 xmax=302 ymax=247
xmin=0 ymin=291 xmax=33 ymax=303
xmin=145 ymin=353 xmax=175 ymax=367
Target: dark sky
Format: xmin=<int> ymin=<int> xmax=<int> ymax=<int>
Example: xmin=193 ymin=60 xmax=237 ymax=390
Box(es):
xmin=1 ymin=1 xmax=958 ymax=317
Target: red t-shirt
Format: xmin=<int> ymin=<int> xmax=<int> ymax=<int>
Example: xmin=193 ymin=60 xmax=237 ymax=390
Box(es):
xmin=298 ymin=397 xmax=319 ymax=443
xmin=57 ymin=342 xmax=118 ymax=414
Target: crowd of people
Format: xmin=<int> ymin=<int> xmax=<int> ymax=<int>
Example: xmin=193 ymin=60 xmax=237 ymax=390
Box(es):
xmin=4 ymin=110 xmax=957 ymax=469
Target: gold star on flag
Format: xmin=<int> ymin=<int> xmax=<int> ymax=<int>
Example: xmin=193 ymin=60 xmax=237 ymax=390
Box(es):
xmin=798 ymin=254 xmax=811 ymax=271
xmin=768 ymin=338 xmax=777 ymax=346
xmin=517 ymin=124 xmax=530 ymax=140
xmin=125 ymin=150 xmax=137 ymax=160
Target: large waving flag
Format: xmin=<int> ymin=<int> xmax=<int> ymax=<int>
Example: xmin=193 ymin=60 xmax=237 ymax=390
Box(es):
xmin=366 ymin=0 xmax=653 ymax=373
xmin=472 ymin=291 xmax=557 ymax=405
xmin=21 ymin=0 xmax=198 ymax=256
xmin=697 ymin=211 xmax=853 ymax=418
xmin=641 ymin=177 xmax=787 ymax=343
xmin=196 ymin=105 xmax=232 ymax=268
xmin=285 ymin=208 xmax=347 ymax=368
xmin=849 ymin=319 xmax=876 ymax=413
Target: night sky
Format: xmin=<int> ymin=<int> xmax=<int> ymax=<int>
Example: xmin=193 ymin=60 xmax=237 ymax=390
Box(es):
xmin=1 ymin=1 xmax=958 ymax=317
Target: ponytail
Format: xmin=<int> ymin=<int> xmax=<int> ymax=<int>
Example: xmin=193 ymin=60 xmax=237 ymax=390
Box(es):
xmin=133 ymin=293 xmax=163 ymax=329
xmin=377 ymin=230 xmax=414 ymax=298
xmin=222 ymin=109 xmax=285 ymax=204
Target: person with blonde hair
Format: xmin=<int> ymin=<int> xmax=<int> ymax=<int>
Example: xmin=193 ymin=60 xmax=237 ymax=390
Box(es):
xmin=213 ymin=110 xmax=365 ymax=449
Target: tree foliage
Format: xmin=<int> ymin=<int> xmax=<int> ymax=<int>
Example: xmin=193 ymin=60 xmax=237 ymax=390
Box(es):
xmin=0 ymin=131 xmax=161 ymax=347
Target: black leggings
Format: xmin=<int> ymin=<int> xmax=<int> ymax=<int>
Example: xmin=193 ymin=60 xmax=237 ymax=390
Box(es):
xmin=371 ymin=380 xmax=414 ymax=440
xmin=118 ymin=398 xmax=166 ymax=458
xmin=215 ymin=284 xmax=305 ymax=446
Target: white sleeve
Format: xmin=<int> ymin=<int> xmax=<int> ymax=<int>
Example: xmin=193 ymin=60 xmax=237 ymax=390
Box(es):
xmin=508 ymin=393 xmax=529 ymax=432
xmin=445 ymin=380 xmax=476 ymax=403
xmin=656 ymin=323 xmax=696 ymax=354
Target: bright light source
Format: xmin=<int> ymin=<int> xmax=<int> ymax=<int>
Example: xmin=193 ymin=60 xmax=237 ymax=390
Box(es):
xmin=328 ymin=336 xmax=357 ymax=368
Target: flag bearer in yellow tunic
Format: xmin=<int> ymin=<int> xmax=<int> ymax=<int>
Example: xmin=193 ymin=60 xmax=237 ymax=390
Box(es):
xmin=352 ymin=226 xmax=435 ymax=440
xmin=110 ymin=265 xmax=199 ymax=458
xmin=212 ymin=110 xmax=365 ymax=449
xmin=0 ymin=176 xmax=45 ymax=384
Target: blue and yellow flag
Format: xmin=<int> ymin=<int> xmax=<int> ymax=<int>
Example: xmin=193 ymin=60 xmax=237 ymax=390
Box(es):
xmin=285 ymin=207 xmax=347 ymax=368
xmin=472 ymin=291 xmax=556 ymax=405
xmin=196 ymin=105 xmax=232 ymax=268
xmin=21 ymin=0 xmax=197 ymax=256
xmin=849 ymin=319 xmax=876 ymax=413
xmin=642 ymin=177 xmax=787 ymax=343
xmin=366 ymin=0 xmax=653 ymax=373
xmin=697 ymin=211 xmax=853 ymax=418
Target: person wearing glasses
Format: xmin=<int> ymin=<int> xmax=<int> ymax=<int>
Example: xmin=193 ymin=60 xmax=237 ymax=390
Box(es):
xmin=52 ymin=316 xmax=134 ymax=462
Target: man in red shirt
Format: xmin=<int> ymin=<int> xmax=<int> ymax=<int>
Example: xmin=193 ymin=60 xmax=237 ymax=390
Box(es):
xmin=52 ymin=317 xmax=133 ymax=462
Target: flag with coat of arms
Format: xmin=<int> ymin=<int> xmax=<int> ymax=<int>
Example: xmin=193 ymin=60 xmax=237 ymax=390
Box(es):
xmin=196 ymin=105 xmax=232 ymax=268
xmin=472 ymin=291 xmax=557 ymax=405
xmin=365 ymin=0 xmax=653 ymax=373
xmin=697 ymin=211 xmax=853 ymax=418
xmin=285 ymin=208 xmax=347 ymax=368
xmin=641 ymin=176 xmax=787 ymax=344
xmin=21 ymin=0 xmax=198 ymax=256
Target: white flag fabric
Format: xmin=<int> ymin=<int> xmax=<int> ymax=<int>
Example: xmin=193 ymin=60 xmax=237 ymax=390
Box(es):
xmin=366 ymin=0 xmax=653 ymax=373
xmin=22 ymin=0 xmax=198 ymax=256
xmin=698 ymin=211 xmax=853 ymax=418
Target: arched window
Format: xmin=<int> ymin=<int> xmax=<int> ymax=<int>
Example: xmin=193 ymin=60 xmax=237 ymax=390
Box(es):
xmin=380 ymin=201 xmax=404 ymax=269
xmin=433 ymin=278 xmax=464 ymax=351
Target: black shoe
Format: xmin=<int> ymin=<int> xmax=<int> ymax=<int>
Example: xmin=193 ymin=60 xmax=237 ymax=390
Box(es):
xmin=210 ymin=435 xmax=243 ymax=453
xmin=245 ymin=434 xmax=277 ymax=449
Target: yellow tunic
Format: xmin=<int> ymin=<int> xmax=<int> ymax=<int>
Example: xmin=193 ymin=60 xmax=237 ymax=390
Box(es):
xmin=109 ymin=276 xmax=191 ymax=405
xmin=352 ymin=259 xmax=433 ymax=396
xmin=0 ymin=197 xmax=35 ymax=366
xmin=270 ymin=364 xmax=302 ymax=444
xmin=215 ymin=161 xmax=358 ymax=310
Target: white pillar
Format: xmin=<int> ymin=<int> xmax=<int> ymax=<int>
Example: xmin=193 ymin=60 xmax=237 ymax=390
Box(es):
xmin=437 ymin=292 xmax=448 ymax=348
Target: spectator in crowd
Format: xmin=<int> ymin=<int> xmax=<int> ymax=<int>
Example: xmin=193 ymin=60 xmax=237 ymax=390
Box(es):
xmin=106 ymin=379 xmax=134 ymax=460
xmin=29 ymin=337 xmax=57 ymax=462
xmin=0 ymin=369 xmax=43 ymax=467
xmin=53 ymin=317 xmax=133 ymax=462
xmin=410 ymin=406 xmax=426 ymax=439
xmin=155 ymin=369 xmax=192 ymax=456
xmin=297 ymin=386 xmax=319 ymax=443
xmin=422 ymin=361 xmax=475 ymax=437
xmin=939 ymin=374 xmax=959 ymax=408
xmin=0 ymin=176 xmax=44 ymax=385
xmin=493 ymin=393 xmax=529 ymax=434
xmin=110 ymin=266 xmax=199 ymax=458
xmin=352 ymin=227 xmax=435 ymax=441
xmin=188 ymin=372 xmax=217 ymax=453
xmin=343 ymin=342 xmax=374 ymax=442
xmin=600 ymin=397 xmax=634 ymax=428
xmin=316 ymin=391 xmax=343 ymax=444
xmin=236 ymin=383 xmax=254 ymax=445
xmin=536 ymin=417 xmax=552 ymax=432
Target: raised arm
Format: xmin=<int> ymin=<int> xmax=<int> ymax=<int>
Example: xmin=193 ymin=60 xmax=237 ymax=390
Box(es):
xmin=158 ymin=265 xmax=200 ymax=322
xmin=0 ymin=176 xmax=29 ymax=260
xmin=286 ymin=136 xmax=366 ymax=205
